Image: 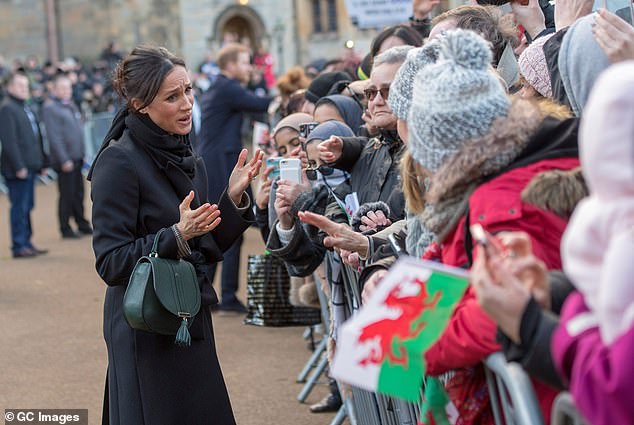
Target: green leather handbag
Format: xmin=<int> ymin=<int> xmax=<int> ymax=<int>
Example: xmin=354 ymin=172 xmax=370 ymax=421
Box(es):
xmin=123 ymin=228 xmax=201 ymax=346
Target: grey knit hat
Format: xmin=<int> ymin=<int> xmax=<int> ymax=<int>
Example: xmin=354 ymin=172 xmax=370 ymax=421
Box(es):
xmin=408 ymin=30 xmax=511 ymax=172
xmin=388 ymin=41 xmax=440 ymax=121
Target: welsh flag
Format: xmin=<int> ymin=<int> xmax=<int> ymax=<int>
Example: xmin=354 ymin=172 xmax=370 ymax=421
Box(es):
xmin=331 ymin=257 xmax=469 ymax=403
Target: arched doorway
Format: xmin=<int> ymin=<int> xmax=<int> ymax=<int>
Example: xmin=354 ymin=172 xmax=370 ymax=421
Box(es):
xmin=213 ymin=5 xmax=267 ymax=51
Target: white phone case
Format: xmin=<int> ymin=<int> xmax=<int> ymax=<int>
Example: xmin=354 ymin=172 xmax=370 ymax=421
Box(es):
xmin=279 ymin=159 xmax=302 ymax=184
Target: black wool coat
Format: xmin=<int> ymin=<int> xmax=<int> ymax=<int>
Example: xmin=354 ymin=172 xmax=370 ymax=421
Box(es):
xmin=0 ymin=96 xmax=45 ymax=178
xmin=91 ymin=130 xmax=253 ymax=425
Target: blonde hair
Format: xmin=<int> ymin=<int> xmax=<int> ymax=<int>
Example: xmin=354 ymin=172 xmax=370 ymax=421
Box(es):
xmin=400 ymin=151 xmax=429 ymax=214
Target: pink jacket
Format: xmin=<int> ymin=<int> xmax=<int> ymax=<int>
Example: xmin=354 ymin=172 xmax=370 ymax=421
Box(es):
xmin=561 ymin=61 xmax=634 ymax=345
xmin=552 ymin=292 xmax=634 ymax=425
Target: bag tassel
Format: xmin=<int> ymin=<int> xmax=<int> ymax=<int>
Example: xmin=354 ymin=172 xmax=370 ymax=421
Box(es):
xmin=175 ymin=317 xmax=191 ymax=347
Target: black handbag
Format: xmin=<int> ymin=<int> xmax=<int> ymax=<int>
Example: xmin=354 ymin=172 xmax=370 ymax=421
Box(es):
xmin=244 ymin=253 xmax=321 ymax=327
xmin=123 ymin=228 xmax=201 ymax=346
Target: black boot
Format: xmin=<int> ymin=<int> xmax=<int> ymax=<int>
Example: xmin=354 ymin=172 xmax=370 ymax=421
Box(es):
xmin=309 ymin=379 xmax=342 ymax=413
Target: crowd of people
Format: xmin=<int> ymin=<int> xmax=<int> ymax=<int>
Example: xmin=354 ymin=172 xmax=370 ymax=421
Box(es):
xmin=2 ymin=0 xmax=634 ymax=423
xmin=246 ymin=0 xmax=634 ymax=423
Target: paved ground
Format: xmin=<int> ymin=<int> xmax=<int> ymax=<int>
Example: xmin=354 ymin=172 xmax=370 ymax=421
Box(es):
xmin=0 ymin=182 xmax=335 ymax=425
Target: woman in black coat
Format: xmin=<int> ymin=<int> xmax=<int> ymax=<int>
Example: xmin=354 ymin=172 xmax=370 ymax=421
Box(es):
xmin=88 ymin=46 xmax=262 ymax=425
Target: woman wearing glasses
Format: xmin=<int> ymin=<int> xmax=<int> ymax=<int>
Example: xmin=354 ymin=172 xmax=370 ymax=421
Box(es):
xmin=316 ymin=46 xmax=413 ymax=230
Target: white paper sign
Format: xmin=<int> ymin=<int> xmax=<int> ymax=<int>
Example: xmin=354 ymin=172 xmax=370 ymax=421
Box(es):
xmin=344 ymin=0 xmax=412 ymax=29
xmin=252 ymin=121 xmax=270 ymax=154
xmin=344 ymin=192 xmax=360 ymax=218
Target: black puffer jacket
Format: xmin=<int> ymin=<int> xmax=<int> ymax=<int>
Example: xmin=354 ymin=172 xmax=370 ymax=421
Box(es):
xmin=327 ymin=129 xmax=406 ymax=225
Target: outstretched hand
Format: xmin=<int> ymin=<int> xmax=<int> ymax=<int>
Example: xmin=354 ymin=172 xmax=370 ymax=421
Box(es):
xmin=298 ymin=211 xmax=369 ymax=257
xmin=176 ymin=191 xmax=222 ymax=241
xmin=317 ymin=136 xmax=343 ymax=164
xmin=228 ymin=149 xmax=264 ymax=206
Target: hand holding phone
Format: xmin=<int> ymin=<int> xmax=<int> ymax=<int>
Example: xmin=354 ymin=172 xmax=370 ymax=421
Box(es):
xmin=279 ymin=158 xmax=302 ymax=184
xmin=265 ymin=157 xmax=282 ymax=180
xmin=470 ymin=224 xmax=507 ymax=258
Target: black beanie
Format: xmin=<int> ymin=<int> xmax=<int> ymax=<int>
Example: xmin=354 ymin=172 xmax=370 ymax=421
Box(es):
xmin=305 ymin=71 xmax=352 ymax=104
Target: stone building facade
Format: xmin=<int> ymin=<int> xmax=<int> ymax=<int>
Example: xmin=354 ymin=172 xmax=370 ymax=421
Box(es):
xmin=1 ymin=0 xmax=382 ymax=74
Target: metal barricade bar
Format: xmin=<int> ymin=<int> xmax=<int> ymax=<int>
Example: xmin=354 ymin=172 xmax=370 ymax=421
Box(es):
xmin=484 ymin=352 xmax=545 ymax=425
xmin=551 ymin=392 xmax=587 ymax=425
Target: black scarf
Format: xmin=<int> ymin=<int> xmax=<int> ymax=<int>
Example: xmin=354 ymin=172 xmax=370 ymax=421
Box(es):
xmin=88 ymin=108 xmax=199 ymax=206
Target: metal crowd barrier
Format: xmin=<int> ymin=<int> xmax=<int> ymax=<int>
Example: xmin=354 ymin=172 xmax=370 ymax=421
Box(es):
xmin=551 ymin=392 xmax=587 ymax=425
xmin=484 ymin=352 xmax=545 ymax=425
xmin=83 ymin=111 xmax=116 ymax=166
xmin=0 ymin=112 xmax=116 ymax=195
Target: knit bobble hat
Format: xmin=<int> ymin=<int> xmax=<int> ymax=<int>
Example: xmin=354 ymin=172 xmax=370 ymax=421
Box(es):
xmin=408 ymin=29 xmax=511 ymax=173
xmin=305 ymin=71 xmax=352 ymax=104
xmin=518 ymin=33 xmax=555 ymax=98
xmin=388 ymin=41 xmax=440 ymax=121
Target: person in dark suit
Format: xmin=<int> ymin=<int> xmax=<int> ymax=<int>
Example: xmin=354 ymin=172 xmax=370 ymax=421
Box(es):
xmin=88 ymin=45 xmax=263 ymax=425
xmin=198 ymin=43 xmax=273 ymax=312
xmin=42 ymin=73 xmax=92 ymax=238
xmin=0 ymin=71 xmax=48 ymax=258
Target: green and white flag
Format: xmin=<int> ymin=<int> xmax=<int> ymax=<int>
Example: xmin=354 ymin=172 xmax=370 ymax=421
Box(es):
xmin=331 ymin=257 xmax=469 ymax=403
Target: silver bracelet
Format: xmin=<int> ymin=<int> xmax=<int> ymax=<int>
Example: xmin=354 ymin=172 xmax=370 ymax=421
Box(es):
xmin=171 ymin=224 xmax=192 ymax=258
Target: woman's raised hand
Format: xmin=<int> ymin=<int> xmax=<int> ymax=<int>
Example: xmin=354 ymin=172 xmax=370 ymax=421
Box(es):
xmin=228 ymin=149 xmax=264 ymax=206
xmin=176 ymin=191 xmax=221 ymax=241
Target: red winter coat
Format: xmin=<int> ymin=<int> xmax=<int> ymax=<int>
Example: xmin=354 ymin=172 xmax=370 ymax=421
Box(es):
xmin=423 ymin=156 xmax=579 ymax=424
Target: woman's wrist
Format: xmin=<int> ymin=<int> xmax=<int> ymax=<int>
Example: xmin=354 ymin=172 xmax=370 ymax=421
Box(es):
xmin=175 ymin=222 xmax=190 ymax=241
xmin=229 ymin=190 xmax=242 ymax=207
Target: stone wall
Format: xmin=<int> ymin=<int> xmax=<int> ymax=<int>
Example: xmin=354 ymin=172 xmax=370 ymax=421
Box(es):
xmin=0 ymin=0 xmax=48 ymax=62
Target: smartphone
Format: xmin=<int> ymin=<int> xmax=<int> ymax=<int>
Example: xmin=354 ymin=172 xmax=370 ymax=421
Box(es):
xmin=470 ymin=224 xmax=506 ymax=258
xmin=388 ymin=233 xmax=406 ymax=258
xmin=265 ymin=157 xmax=282 ymax=180
xmin=279 ymin=158 xmax=302 ymax=184
xmin=299 ymin=122 xmax=319 ymax=139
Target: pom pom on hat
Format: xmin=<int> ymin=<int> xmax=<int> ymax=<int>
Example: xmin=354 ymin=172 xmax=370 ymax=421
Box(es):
xmin=408 ymin=30 xmax=510 ymax=173
xmin=438 ymin=29 xmax=492 ymax=70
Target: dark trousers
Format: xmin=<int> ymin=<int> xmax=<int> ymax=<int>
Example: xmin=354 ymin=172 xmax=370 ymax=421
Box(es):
xmin=57 ymin=160 xmax=89 ymax=234
xmin=209 ymin=235 xmax=243 ymax=305
xmin=6 ymin=173 xmax=35 ymax=254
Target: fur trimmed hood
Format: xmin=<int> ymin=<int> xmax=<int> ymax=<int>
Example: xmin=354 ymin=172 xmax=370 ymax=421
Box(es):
xmin=521 ymin=167 xmax=587 ymax=219
xmin=426 ymin=97 xmax=544 ymax=205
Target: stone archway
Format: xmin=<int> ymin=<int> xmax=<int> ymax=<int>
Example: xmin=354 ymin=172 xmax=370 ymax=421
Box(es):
xmin=213 ymin=5 xmax=267 ymax=51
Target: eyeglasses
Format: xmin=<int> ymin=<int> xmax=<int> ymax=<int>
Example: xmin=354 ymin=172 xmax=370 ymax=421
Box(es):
xmin=306 ymin=164 xmax=335 ymax=181
xmin=363 ymin=87 xmax=390 ymax=101
xmin=303 ymin=140 xmax=336 ymax=181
